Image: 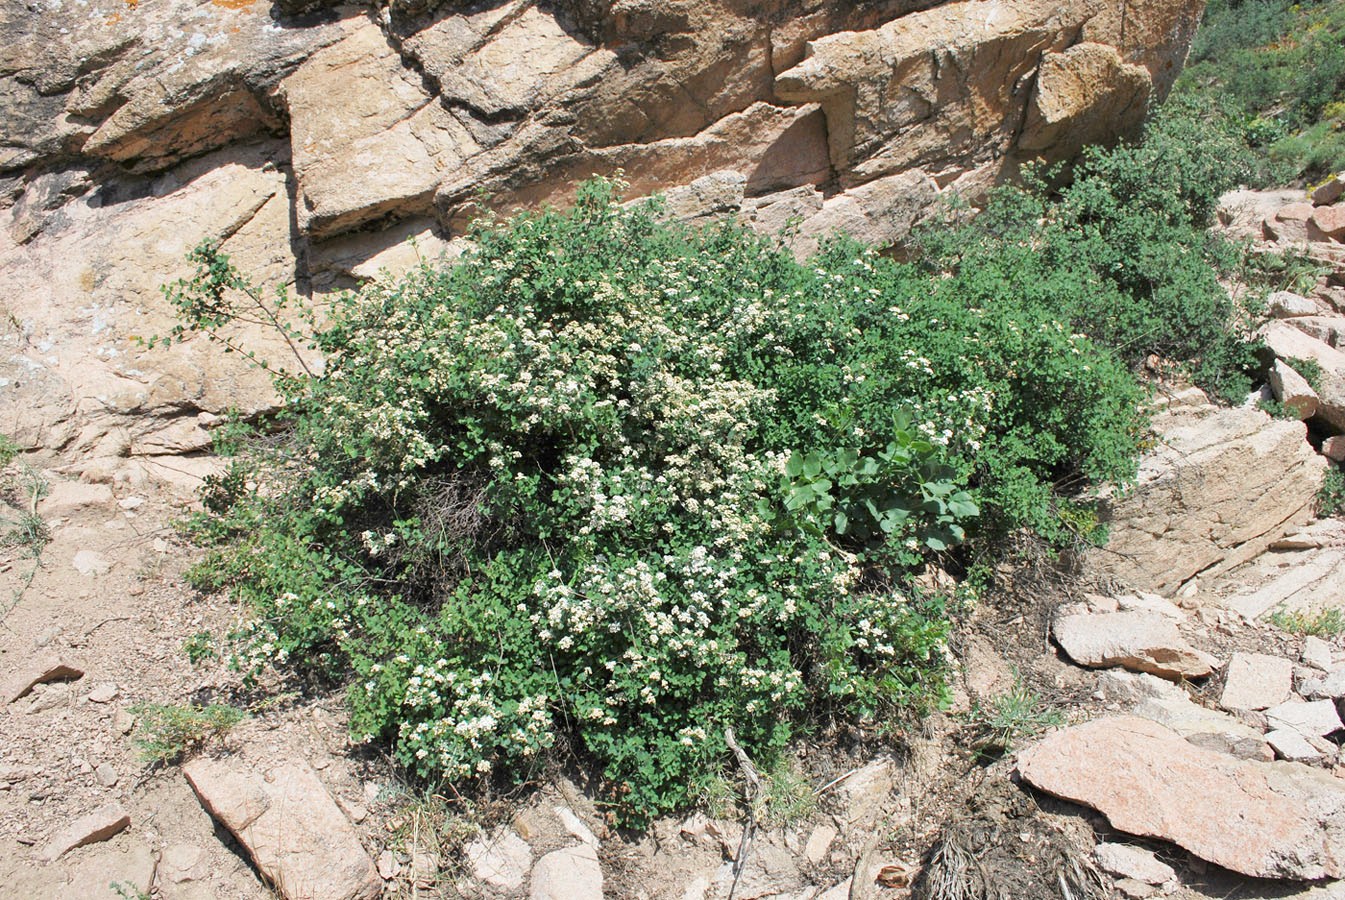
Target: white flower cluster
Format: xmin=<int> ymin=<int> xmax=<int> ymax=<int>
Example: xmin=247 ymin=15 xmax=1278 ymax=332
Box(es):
xmin=397 ymin=663 xmax=554 ymax=779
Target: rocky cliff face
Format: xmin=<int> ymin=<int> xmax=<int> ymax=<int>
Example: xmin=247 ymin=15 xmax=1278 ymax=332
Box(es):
xmin=0 ymin=0 xmax=1203 ymax=482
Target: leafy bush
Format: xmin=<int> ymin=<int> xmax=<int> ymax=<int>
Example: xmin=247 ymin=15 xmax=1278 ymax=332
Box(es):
xmin=132 ymin=702 xmax=246 ymax=765
xmin=914 ymin=105 xmax=1260 ymax=407
xmin=173 ymin=117 xmax=1257 ymax=821
xmin=1177 ymin=0 xmax=1345 ymax=181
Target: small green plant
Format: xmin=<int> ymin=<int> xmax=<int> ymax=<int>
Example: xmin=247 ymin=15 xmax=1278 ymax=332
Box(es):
xmin=778 ymin=420 xmax=979 ymax=555
xmin=1319 ymin=467 xmax=1345 ymax=518
xmin=694 ymin=772 xmax=740 ymax=820
xmin=757 ymin=758 xmax=817 ymax=827
xmin=1290 ymin=357 xmax=1324 ymax=394
xmin=3 ymin=510 xmax=49 ymax=552
xmin=110 ymin=883 xmax=150 ymax=900
xmin=0 ymin=433 xmax=19 ymax=469
xmin=1270 ymin=606 xmax=1345 ymax=637
xmin=131 ymin=702 xmax=246 ymax=765
xmin=964 ymin=679 xmax=1064 ymax=756
xmin=143 ymin=239 xmax=317 ymax=382
xmin=1240 ymin=247 xmax=1327 ymax=296
xmin=0 ymin=442 xmax=48 ymax=553
xmin=182 ymin=631 xmax=217 ymax=666
xmin=381 ymin=791 xmax=476 ymax=890
xmin=0 ymin=435 xmax=50 ymax=619
xmin=1258 ymin=398 xmax=1305 ymax=420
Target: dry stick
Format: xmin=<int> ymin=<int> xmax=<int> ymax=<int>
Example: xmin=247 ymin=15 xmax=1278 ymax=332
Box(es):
xmin=724 ymin=728 xmax=762 ymax=900
xmin=813 ymin=764 xmax=867 ymax=797
xmin=848 ymin=828 xmax=881 ymax=900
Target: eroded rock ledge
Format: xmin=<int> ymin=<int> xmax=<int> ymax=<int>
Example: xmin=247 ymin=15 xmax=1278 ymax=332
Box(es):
xmin=0 ymin=0 xmax=1203 ymax=479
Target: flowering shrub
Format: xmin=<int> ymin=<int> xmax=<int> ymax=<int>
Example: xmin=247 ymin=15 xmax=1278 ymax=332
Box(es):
xmin=175 ymin=162 xmax=1247 ymax=821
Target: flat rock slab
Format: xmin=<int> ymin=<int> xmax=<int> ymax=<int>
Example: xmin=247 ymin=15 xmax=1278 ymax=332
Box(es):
xmin=1053 ymin=611 xmax=1217 ymax=680
xmin=1265 ymin=700 xmax=1344 ymax=738
xmin=466 ymin=827 xmax=532 ymax=890
xmin=1018 ymin=716 xmax=1345 ymax=880
xmin=530 ymin=844 xmax=604 ymax=900
xmin=1133 ymin=693 xmax=1271 ymax=761
xmin=41 ymin=801 xmax=130 ymax=861
xmin=71 ymin=550 xmax=111 ymax=576
xmin=1221 ymin=652 xmax=1293 ymax=711
xmin=1093 ymin=842 xmax=1175 ymax=886
xmin=1269 ymin=291 xmax=1319 ymax=318
xmin=1312 ymin=175 xmax=1345 ymax=206
xmin=1099 ymin=401 xmax=1326 ymax=593
xmin=1223 ymin=548 xmax=1345 ymax=621
xmin=1268 ymin=729 xmax=1323 ymax=763
xmin=4 ymin=658 xmax=84 ymax=703
xmin=35 ymin=481 xmax=115 ymax=515
xmin=183 ymin=757 xmax=380 ymax=900
xmin=1301 ymin=668 xmax=1345 ymax=700
xmin=1304 ymin=637 xmax=1335 ymax=671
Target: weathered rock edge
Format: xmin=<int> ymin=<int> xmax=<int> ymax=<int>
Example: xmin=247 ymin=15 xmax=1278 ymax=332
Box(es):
xmin=1018 ymin=715 xmax=1345 ymax=881
xmin=182 ymin=756 xmax=381 ymax=900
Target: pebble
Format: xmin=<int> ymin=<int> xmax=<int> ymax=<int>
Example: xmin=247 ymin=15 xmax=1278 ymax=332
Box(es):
xmin=71 ymin=550 xmax=111 ymax=576
xmin=87 ymin=683 xmax=119 ymax=704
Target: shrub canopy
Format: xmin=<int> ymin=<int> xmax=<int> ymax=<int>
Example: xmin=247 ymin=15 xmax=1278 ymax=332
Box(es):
xmin=179 ymin=112 xmax=1258 ymax=822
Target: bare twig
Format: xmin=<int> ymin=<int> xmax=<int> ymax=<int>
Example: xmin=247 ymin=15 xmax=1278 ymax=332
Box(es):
xmin=724 ymin=728 xmax=761 ymax=900
xmin=813 ymin=764 xmax=866 ymax=797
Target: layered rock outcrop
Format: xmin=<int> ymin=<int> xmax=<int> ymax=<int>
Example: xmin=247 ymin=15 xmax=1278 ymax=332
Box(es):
xmin=1 ymin=0 xmax=1203 ymax=479
xmin=1098 ymin=394 xmax=1328 ymax=596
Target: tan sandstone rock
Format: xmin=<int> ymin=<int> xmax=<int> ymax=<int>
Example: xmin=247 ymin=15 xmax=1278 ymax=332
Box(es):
xmin=1264 ymin=321 xmax=1345 ymax=430
xmin=530 ymin=844 xmax=604 ymax=900
xmin=280 ymin=20 xmax=480 ymax=240
xmin=1218 ymin=188 xmax=1306 ymax=238
xmin=4 ymin=657 xmax=84 ymax=704
xmin=465 ymin=827 xmax=532 ymax=891
xmin=1269 ymin=357 xmax=1323 ymax=422
xmin=1221 ymin=652 xmax=1294 ymax=711
xmin=1093 ymin=843 xmax=1175 ymax=886
xmin=1099 ymin=399 xmax=1327 ymax=594
xmin=1265 ymin=700 xmax=1344 ymax=739
xmin=1269 ymin=291 xmax=1320 ymax=318
xmin=1132 ymin=691 xmax=1272 ymax=761
xmin=1052 ymin=611 xmax=1216 ymax=681
xmin=1312 ymin=174 xmax=1345 ymax=206
xmin=1268 ymin=728 xmax=1323 ymax=763
xmin=1019 ymin=42 xmax=1151 ymax=157
xmin=1266 ymin=202 xmax=1318 ymax=243
xmin=1019 ymin=716 xmax=1345 ymax=880
xmin=1290 ymin=315 xmax=1345 ymax=347
xmin=182 ymin=757 xmax=381 ymax=900
xmin=1311 ymin=204 xmax=1345 ymax=242
xmin=40 ymin=801 xmax=130 ymax=862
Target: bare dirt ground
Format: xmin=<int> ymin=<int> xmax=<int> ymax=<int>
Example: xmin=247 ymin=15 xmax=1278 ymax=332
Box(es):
xmin=2 ymin=461 xmax=1342 ymax=900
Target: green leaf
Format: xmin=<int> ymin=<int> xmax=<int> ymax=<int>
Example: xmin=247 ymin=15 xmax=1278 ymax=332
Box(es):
xmin=802 ymin=454 xmax=824 ymax=479
xmin=947 ymin=495 xmax=980 ymax=519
